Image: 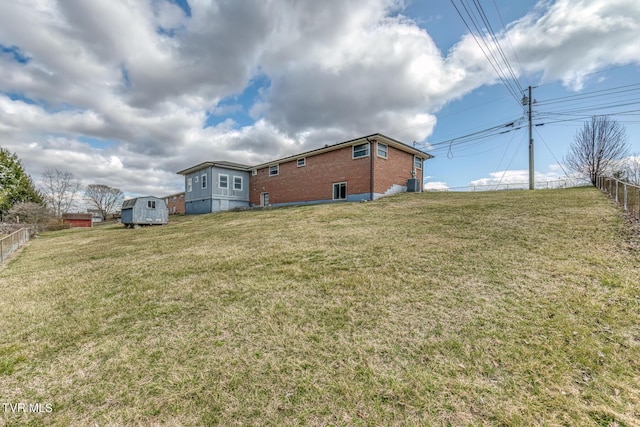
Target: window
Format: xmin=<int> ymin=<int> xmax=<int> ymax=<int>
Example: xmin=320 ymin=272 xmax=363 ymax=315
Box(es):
xmin=352 ymin=143 xmax=370 ymax=159
xmin=147 ymin=200 xmax=156 ymax=209
xmin=377 ymin=143 xmax=388 ymax=159
xmin=233 ymin=176 xmax=243 ymax=191
xmin=187 ymin=178 xmax=192 ymax=192
xmin=219 ymin=174 xmax=229 ymax=189
xmin=333 ymin=182 xmax=347 ymax=200
xmin=297 ymin=158 xmax=306 ymax=167
xmin=194 ymin=176 xmax=199 ymax=183
xmin=269 ymin=165 xmax=279 ymax=176
xmin=201 ymin=174 xmax=207 ymax=189
xmin=252 ymin=169 xmax=257 ymax=176
xmin=414 ymin=156 xmax=422 ymax=170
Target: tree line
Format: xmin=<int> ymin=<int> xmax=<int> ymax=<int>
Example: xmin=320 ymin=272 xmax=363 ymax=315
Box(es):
xmin=0 ymin=147 xmax=123 ymax=227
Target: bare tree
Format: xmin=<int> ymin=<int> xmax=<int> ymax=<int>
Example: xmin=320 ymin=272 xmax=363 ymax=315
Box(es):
xmin=7 ymin=202 xmax=51 ymax=231
xmin=564 ymin=116 xmax=629 ymax=186
xmin=40 ymin=169 xmax=82 ymax=217
xmin=84 ymin=184 xmax=124 ymax=220
xmin=624 ymin=153 xmax=640 ymax=185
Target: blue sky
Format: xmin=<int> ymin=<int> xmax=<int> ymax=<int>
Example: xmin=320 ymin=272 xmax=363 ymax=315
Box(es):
xmin=0 ymin=0 xmax=639 ymax=196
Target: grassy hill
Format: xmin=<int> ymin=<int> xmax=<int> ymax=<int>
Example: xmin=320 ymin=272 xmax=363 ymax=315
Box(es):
xmin=1 ymin=187 xmax=639 ymax=426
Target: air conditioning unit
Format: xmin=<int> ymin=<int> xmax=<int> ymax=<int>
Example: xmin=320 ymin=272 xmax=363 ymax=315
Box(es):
xmin=407 ymin=178 xmax=420 ymax=192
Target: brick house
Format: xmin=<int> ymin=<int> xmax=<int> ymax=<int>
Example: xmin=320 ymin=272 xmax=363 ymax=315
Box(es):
xmin=164 ymin=192 xmax=185 ymax=215
xmin=177 ymin=133 xmax=432 ymax=214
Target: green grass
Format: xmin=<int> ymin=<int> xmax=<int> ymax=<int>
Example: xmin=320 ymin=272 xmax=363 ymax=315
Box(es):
xmin=1 ymin=187 xmax=639 ymax=426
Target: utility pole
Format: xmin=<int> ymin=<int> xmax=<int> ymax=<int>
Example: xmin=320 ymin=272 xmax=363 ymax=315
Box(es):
xmin=522 ymin=86 xmax=535 ymax=190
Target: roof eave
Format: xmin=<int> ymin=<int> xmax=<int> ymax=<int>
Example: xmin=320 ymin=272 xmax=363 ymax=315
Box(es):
xmin=251 ymin=133 xmax=433 ymax=169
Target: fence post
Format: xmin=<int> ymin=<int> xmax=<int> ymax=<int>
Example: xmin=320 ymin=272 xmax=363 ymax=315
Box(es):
xmin=624 ymin=183 xmax=628 ymax=211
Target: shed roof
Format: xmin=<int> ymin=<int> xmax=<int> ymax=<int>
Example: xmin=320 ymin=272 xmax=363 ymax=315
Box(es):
xmin=122 ymin=196 xmax=164 ymax=210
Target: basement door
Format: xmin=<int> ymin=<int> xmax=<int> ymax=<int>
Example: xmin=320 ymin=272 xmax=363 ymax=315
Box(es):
xmin=261 ymin=192 xmax=269 ymax=206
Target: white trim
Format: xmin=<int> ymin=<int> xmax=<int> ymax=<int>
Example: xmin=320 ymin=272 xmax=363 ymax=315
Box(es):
xmin=297 ymin=158 xmax=306 ymax=167
xmin=377 ymin=142 xmax=388 ymax=159
xmin=269 ymin=164 xmax=279 ymax=176
xmin=352 ymin=142 xmax=370 ymax=159
xmin=233 ymin=176 xmax=243 ymax=191
xmin=414 ymin=156 xmax=422 ymax=170
xmin=218 ymin=174 xmax=229 ymax=189
xmin=332 ymin=182 xmax=347 ymax=200
xmin=194 ymin=176 xmax=199 ymax=183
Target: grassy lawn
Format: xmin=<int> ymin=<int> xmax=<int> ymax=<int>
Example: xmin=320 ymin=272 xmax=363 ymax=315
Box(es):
xmin=1 ymin=187 xmax=639 ymax=426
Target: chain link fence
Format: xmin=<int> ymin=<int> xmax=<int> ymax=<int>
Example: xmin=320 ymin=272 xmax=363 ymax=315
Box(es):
xmin=429 ymin=178 xmax=590 ymax=192
xmin=0 ymin=228 xmax=32 ymax=263
xmin=597 ymin=176 xmax=640 ymax=221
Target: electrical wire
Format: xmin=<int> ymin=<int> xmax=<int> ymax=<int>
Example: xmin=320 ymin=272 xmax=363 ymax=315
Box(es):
xmin=494 ymin=132 xmax=524 ymax=190
xmin=491 ymin=123 xmax=521 ymax=178
xmin=534 ymin=127 xmax=571 ymax=179
xmin=491 ymin=0 xmax=530 ymax=87
xmin=449 ymin=0 xmax=524 ymax=106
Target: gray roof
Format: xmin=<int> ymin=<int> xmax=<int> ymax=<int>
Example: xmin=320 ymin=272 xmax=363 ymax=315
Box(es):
xmin=122 ymin=196 xmax=163 ymax=209
xmin=176 ymin=133 xmax=433 ymax=176
xmin=251 ymin=133 xmax=434 ymax=170
xmin=176 ymin=161 xmax=252 ymax=176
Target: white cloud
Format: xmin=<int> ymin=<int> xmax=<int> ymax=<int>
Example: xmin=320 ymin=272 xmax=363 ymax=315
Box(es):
xmin=0 ymin=0 xmax=638 ymax=198
xmin=467 ymin=168 xmax=586 ymax=190
xmin=505 ymin=0 xmax=640 ymax=90
xmin=424 ymin=181 xmax=450 ymax=191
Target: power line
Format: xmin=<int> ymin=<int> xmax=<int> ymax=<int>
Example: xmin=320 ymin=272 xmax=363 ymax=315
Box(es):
xmin=491 ymin=0 xmax=530 ymax=87
xmin=471 ymin=0 xmax=524 ymax=93
xmin=536 ymin=83 xmax=640 ymax=106
xmin=421 ymin=118 xmax=522 ymax=148
xmin=449 ymin=0 xmax=523 ymax=105
xmin=534 ymin=127 xmax=571 ymax=179
xmin=494 ymin=131 xmax=525 ymax=190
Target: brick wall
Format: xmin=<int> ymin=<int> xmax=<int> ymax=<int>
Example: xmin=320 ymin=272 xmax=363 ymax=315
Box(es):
xmin=165 ymin=193 xmax=186 ymax=214
xmin=373 ymin=144 xmax=422 ymax=195
xmin=249 ymin=145 xmax=373 ymax=206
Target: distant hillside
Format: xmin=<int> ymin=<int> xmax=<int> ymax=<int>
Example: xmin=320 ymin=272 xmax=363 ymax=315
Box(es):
xmin=1 ymin=187 xmax=639 ymax=426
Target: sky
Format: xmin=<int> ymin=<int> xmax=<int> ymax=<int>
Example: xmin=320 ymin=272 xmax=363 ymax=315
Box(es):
xmin=1 ymin=0 xmax=639 ymax=198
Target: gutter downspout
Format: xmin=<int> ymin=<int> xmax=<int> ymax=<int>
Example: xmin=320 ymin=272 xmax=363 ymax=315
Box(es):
xmin=366 ymin=138 xmax=375 ymax=201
